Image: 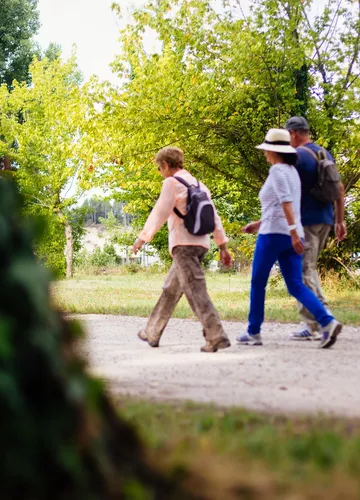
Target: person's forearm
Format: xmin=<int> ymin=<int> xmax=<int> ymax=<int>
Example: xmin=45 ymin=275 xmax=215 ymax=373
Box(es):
xmin=282 ymin=202 xmax=304 ymax=253
xmin=212 ymin=204 xmax=229 ymax=247
xmin=335 ymin=182 xmax=345 ymax=223
xmin=281 ymin=202 xmax=296 ymax=226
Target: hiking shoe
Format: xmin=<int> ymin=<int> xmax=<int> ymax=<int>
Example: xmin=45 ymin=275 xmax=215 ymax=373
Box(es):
xmin=290 ymin=329 xmax=321 ymax=341
xmin=236 ymin=333 xmax=263 ymax=346
xmin=137 ymin=330 xmax=159 ymax=348
xmin=200 ymin=337 xmax=231 ymax=353
xmin=319 ymin=320 xmax=342 ymax=349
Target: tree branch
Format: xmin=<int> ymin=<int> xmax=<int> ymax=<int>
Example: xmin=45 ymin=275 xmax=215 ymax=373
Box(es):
xmin=300 ymin=3 xmax=329 ymax=86
xmin=332 ymin=256 xmax=360 ymax=284
xmin=342 ymin=4 xmax=360 ymax=91
xmin=234 ymin=0 xmax=280 ymax=114
xmin=321 ymin=0 xmax=342 ymax=54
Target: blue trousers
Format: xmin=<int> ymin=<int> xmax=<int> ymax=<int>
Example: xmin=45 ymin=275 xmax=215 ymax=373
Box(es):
xmin=248 ymin=234 xmax=333 ymax=335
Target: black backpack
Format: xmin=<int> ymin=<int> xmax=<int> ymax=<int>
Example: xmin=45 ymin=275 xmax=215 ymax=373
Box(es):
xmin=299 ymin=146 xmax=341 ymax=204
xmin=173 ymin=176 xmax=215 ymax=235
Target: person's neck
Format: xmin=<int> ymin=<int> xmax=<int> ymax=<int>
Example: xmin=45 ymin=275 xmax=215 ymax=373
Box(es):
xmin=270 ymin=154 xmax=284 ymax=165
xmin=297 ymin=136 xmax=312 ymax=147
xmin=168 ymin=168 xmax=183 ymax=177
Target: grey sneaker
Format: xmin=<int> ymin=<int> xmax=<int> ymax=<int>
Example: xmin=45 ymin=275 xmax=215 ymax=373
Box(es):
xmin=137 ymin=330 xmax=159 ymax=348
xmin=319 ymin=320 xmax=342 ymax=349
xmin=236 ymin=333 xmax=263 ymax=346
xmin=201 ymin=336 xmax=231 ymax=353
xmin=290 ymin=328 xmax=321 ymax=341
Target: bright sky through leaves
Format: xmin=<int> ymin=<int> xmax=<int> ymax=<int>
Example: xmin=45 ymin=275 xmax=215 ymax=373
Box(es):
xmin=35 ymin=0 xmax=147 ymax=83
xmin=35 ymin=0 xmax=328 ymax=84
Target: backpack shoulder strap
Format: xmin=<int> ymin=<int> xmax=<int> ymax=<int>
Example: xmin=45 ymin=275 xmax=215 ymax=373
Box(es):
xmin=174 ymin=207 xmax=185 ymax=219
xmin=173 ymin=175 xmax=200 ymax=188
xmin=173 ymin=175 xmax=190 ymax=188
xmin=319 ymin=147 xmax=328 ymax=161
xmin=173 ymin=176 xmax=189 ymax=220
xmin=298 ymin=145 xmax=320 ymax=162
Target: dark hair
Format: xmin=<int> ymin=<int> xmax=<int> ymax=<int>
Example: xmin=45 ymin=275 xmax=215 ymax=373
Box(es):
xmin=277 ymin=152 xmax=298 ymax=166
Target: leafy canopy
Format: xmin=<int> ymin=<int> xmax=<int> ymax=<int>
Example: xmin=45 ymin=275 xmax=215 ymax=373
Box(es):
xmin=99 ymin=0 xmax=360 ymax=228
xmin=0 ymin=56 xmax=100 ymax=273
xmin=0 ymin=0 xmax=40 ymax=87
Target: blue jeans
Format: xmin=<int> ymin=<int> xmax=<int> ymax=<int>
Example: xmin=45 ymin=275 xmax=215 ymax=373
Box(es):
xmin=248 ymin=234 xmax=333 ymax=335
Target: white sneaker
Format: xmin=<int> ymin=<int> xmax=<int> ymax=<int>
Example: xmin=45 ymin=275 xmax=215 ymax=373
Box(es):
xmin=319 ymin=320 xmax=342 ymax=348
xmin=236 ymin=333 xmax=263 ymax=346
xmin=289 ymin=328 xmax=321 ymax=341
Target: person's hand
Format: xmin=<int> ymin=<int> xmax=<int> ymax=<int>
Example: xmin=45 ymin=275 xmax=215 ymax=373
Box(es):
xmin=220 ymin=247 xmax=232 ymax=268
xmin=133 ymin=238 xmax=145 ymax=255
xmin=242 ymin=221 xmax=261 ymax=234
xmin=335 ymin=222 xmax=347 ymax=241
xmin=290 ymin=230 xmax=304 ymax=255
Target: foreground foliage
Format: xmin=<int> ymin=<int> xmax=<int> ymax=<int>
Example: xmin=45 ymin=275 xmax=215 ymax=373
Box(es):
xmin=0 ymin=179 xmax=191 ymax=499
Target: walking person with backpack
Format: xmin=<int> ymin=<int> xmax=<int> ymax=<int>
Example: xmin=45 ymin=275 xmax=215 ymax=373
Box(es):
xmin=133 ymin=146 xmax=232 ymax=352
xmin=236 ymin=128 xmax=342 ymax=348
xmin=284 ymin=117 xmax=347 ymax=341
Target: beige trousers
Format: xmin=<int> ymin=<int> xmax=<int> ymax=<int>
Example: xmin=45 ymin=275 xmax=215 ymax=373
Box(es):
xmin=297 ymin=224 xmax=332 ymax=331
xmin=143 ymin=245 xmax=227 ymax=345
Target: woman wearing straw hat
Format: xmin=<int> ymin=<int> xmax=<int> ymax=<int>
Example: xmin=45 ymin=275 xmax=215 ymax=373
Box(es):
xmin=237 ymin=129 xmax=342 ymax=349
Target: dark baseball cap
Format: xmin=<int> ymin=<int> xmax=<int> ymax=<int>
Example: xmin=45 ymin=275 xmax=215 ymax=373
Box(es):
xmin=285 ymin=116 xmax=310 ymax=131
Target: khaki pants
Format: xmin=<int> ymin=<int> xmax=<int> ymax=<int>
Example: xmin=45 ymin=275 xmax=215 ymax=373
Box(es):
xmin=297 ymin=224 xmax=332 ymax=331
xmin=143 ymin=245 xmax=227 ymax=345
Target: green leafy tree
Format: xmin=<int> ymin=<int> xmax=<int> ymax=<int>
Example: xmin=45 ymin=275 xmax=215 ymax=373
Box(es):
xmin=99 ymin=210 xmax=139 ymax=264
xmin=97 ymin=0 xmax=360 ymax=268
xmin=0 ymin=0 xmax=40 ymax=87
xmin=0 ymin=0 xmax=41 ymax=174
xmin=35 ymin=215 xmax=68 ymax=276
xmin=0 ymin=56 xmax=97 ymax=277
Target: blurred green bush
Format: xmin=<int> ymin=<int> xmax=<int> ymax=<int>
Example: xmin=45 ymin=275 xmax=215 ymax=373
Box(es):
xmin=0 ymin=179 xmax=188 ymax=499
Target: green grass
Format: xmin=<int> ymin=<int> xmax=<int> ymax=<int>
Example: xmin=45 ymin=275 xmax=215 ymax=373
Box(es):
xmin=118 ymin=399 xmax=360 ymax=499
xmin=52 ymin=270 xmax=360 ymax=324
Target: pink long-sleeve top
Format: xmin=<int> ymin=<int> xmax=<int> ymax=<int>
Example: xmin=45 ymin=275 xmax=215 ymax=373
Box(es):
xmin=138 ymin=169 xmax=229 ymax=256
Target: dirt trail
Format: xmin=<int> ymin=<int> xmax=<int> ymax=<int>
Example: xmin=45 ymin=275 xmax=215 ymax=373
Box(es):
xmin=78 ymin=314 xmax=360 ymax=417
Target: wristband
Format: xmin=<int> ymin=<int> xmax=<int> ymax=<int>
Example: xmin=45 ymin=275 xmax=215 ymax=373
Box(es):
xmin=288 ymin=224 xmax=297 ymax=231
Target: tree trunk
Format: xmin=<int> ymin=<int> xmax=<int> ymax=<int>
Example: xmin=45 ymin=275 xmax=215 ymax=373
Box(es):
xmin=64 ymin=221 xmax=74 ymax=278
xmin=0 ymin=156 xmax=12 ymax=170
xmin=294 ymin=64 xmax=310 ymax=117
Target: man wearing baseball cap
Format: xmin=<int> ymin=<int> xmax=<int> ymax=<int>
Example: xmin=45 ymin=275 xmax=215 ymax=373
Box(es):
xmin=285 ymin=116 xmax=347 ymax=341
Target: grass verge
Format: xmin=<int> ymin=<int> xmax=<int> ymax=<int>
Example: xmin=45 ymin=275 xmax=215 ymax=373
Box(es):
xmin=52 ymin=271 xmax=360 ymax=324
xmin=118 ymin=398 xmax=360 ymax=499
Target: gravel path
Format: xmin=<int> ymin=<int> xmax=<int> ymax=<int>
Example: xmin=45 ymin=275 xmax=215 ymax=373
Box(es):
xmin=78 ymin=314 xmax=360 ymax=417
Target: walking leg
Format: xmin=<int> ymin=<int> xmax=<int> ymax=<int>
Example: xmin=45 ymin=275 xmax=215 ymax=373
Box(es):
xmin=139 ymin=263 xmax=183 ymax=347
xmin=172 ymin=246 xmax=230 ymax=352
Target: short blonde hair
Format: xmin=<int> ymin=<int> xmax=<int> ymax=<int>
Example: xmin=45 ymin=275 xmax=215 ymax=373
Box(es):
xmin=155 ymin=146 xmax=184 ymax=169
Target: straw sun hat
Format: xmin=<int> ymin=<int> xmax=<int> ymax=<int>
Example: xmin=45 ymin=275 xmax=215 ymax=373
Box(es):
xmin=256 ymin=128 xmax=297 ymax=154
